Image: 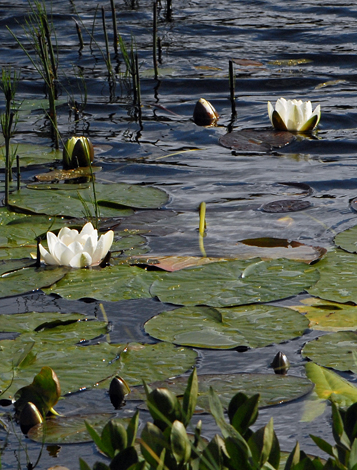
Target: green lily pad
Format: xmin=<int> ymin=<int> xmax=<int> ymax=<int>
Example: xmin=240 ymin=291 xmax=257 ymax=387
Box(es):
xmin=290 ymin=297 xmax=357 ymax=331
xmin=144 ymin=305 xmax=309 ymax=349
xmin=28 ymin=414 xmax=125 ymax=444
xmin=43 ymin=264 xmax=161 ymax=301
xmin=0 ymin=266 xmax=69 ymax=298
xmin=128 ymin=373 xmax=313 ymax=411
xmin=150 ymin=258 xmax=319 ymax=307
xmin=302 ymin=331 xmax=357 ymax=374
xmin=305 ymin=362 xmax=357 ymax=406
xmin=9 ymin=182 xmax=168 ymax=218
xmin=0 ymin=339 xmax=197 ymax=400
xmin=0 ymin=259 xmax=35 ymax=275
xmin=334 ymin=225 xmax=357 ymax=254
xmin=308 ymin=249 xmax=357 ymax=304
xmin=0 ymin=143 xmax=62 ymax=169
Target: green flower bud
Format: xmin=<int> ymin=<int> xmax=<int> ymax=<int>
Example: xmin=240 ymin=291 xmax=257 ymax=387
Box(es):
xmin=19 ymin=402 xmax=43 ymax=435
xmin=63 ymin=136 xmax=94 ymax=169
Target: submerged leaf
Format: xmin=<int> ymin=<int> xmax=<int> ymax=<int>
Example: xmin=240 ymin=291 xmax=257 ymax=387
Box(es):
xmin=219 ymin=129 xmax=295 ymax=153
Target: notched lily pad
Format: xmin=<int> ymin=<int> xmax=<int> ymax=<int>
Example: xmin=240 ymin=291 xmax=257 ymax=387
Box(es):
xmin=144 ymin=304 xmax=309 ymax=349
xmin=260 ymin=200 xmax=311 ymax=213
xmin=219 ymin=129 xmax=295 ymax=153
xmin=128 ymin=373 xmax=313 ymax=411
xmin=334 ymin=224 xmax=357 ymax=254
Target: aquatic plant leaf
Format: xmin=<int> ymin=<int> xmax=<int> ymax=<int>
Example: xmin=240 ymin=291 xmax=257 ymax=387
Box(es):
xmin=0 ymin=266 xmax=69 ymax=298
xmin=219 ymin=129 xmax=295 ymax=153
xmin=0 ymin=259 xmax=35 ymax=275
xmin=128 ymin=373 xmax=313 ymax=411
xmin=14 ymin=366 xmax=61 ymax=415
xmin=261 ymin=200 xmax=311 ymax=213
xmin=302 ymin=331 xmax=357 ymax=374
xmin=308 ymin=249 xmax=357 ymax=304
xmin=43 ymin=264 xmax=161 ymax=301
xmin=0 ymin=143 xmax=62 ymax=169
xmin=305 ymin=362 xmax=357 ymax=406
xmin=290 ymin=297 xmax=357 ymax=331
xmin=35 ymin=166 xmax=102 ymax=182
xmin=144 ymin=304 xmax=309 ymax=349
xmin=9 ymin=182 xmax=168 ymax=218
xmin=0 ymin=339 xmax=196 ymax=400
xmin=334 ymin=225 xmax=357 ymax=254
xmin=28 ymin=414 xmax=127 ymax=444
xmin=150 ymin=258 xmax=319 ymax=307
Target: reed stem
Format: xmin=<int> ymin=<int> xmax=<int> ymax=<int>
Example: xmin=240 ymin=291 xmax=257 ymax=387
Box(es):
xmin=74 ymin=18 xmax=84 ymax=52
xmin=110 ymin=0 xmax=118 ymax=55
xmin=229 ymin=60 xmax=236 ymax=118
xmin=101 ymin=7 xmax=113 ymax=78
xmin=16 ymin=154 xmax=20 ymax=191
xmin=153 ymin=1 xmax=158 ymax=80
xmin=166 ymin=0 xmax=172 ymax=21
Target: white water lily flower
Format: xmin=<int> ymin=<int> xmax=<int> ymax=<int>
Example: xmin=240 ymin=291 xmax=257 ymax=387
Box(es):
xmin=39 ymin=222 xmax=114 ymax=268
xmin=267 ymin=97 xmax=321 ymax=132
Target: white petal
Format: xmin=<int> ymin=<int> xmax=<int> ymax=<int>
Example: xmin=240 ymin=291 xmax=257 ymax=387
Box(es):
xmin=39 ymin=244 xmax=60 ymax=265
xmin=83 ymin=235 xmax=97 ymax=258
xmin=92 ymin=230 xmax=114 ymax=265
xmin=312 ymin=104 xmax=321 ymax=126
xmin=47 ymin=232 xmax=60 ymax=257
xmin=58 ymin=227 xmax=78 ymax=244
xmin=55 ymin=240 xmax=81 ymax=266
xmin=267 ymin=101 xmax=274 ymax=125
xmin=80 ymin=222 xmax=96 ymax=236
xmin=276 ymin=98 xmax=288 ymax=126
xmin=69 ymin=252 xmax=93 ymax=268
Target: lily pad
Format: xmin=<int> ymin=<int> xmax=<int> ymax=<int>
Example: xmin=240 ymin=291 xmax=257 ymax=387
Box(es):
xmin=308 ymin=249 xmax=357 ymax=304
xmin=9 ymin=182 xmax=168 ymax=218
xmin=43 ymin=264 xmax=162 ymax=301
xmin=0 ymin=266 xmax=69 ymax=299
xmin=128 ymin=373 xmax=313 ymax=411
xmin=28 ymin=414 xmax=126 ymax=444
xmin=35 ymin=166 xmax=102 ymax=182
xmin=334 ymin=225 xmax=357 ymax=253
xmin=305 ymin=362 xmax=357 ymax=406
xmin=302 ymin=331 xmax=357 ymax=374
xmin=0 ymin=143 xmax=62 ymax=169
xmin=261 ymin=200 xmax=311 ymax=213
xmin=150 ymin=258 xmax=319 ymax=307
xmin=144 ymin=305 xmax=309 ymax=349
xmin=219 ymin=129 xmax=295 ymax=153
xmin=0 ymin=339 xmax=197 ymax=400
xmin=290 ymin=297 xmax=357 ymax=331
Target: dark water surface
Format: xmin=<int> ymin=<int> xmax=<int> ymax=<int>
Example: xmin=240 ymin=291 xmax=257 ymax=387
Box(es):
xmin=1 ymin=0 xmax=357 ymax=468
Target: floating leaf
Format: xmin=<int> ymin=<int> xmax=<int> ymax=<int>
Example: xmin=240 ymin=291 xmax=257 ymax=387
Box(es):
xmin=334 ymin=225 xmax=357 ymax=254
xmin=268 ymin=59 xmax=313 ymax=66
xmin=0 ymin=266 xmax=69 ymax=299
xmin=9 ymin=183 xmax=168 ymax=218
xmin=0 ymin=340 xmax=197 ymax=400
xmin=308 ymin=249 xmax=357 ymax=304
xmin=128 ymin=373 xmax=313 ymax=411
xmin=314 ymin=80 xmax=346 ymax=90
xmin=28 ymin=414 xmax=127 ymax=444
xmin=302 ymin=331 xmax=357 ymax=374
xmin=305 ymin=362 xmax=357 ymax=406
xmin=144 ymin=304 xmax=309 ymax=349
xmin=260 ymin=200 xmax=311 ymax=213
xmin=0 ymin=143 xmax=62 ymax=169
xmin=35 ymin=166 xmax=102 ymax=182
xmin=219 ymin=129 xmax=295 ymax=153
xmin=290 ymin=297 xmax=357 ymax=331
xmin=43 ymin=264 xmax=161 ymax=301
xmin=150 ymin=258 xmax=319 ymax=307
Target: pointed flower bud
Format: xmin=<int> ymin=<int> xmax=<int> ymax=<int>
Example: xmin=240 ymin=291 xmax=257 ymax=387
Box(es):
xmin=271 ymin=351 xmax=290 ymax=375
xmin=193 ymin=98 xmax=219 ymax=126
xmin=63 ymin=136 xmax=94 ymax=169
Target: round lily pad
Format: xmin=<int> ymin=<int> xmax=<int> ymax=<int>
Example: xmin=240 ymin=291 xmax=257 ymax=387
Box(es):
xmin=0 ymin=339 xmax=197 ymax=400
xmin=150 ymin=258 xmax=319 ymax=307
xmin=128 ymin=373 xmax=313 ymax=410
xmin=261 ymin=200 xmax=311 ymax=213
xmin=219 ymin=129 xmax=295 ymax=153
xmin=28 ymin=414 xmax=124 ymax=444
xmin=308 ymin=249 xmax=357 ymax=304
xmin=43 ymin=264 xmax=162 ymax=301
xmin=144 ymin=305 xmax=309 ymax=349
xmin=0 ymin=143 xmax=62 ymax=169
xmin=334 ymin=225 xmax=357 ymax=254
xmin=302 ymin=331 xmax=357 ymax=374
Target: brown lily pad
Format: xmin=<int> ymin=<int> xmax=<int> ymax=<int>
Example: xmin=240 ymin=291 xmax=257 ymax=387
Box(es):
xmin=219 ymin=129 xmax=295 ymax=153
xmin=261 ymin=199 xmax=311 ymax=213
xmin=35 ymin=166 xmax=102 ymax=182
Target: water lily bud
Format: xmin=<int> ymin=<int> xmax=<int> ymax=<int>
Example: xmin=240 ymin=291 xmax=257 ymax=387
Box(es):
xmin=19 ymin=402 xmax=43 ymax=434
xmin=109 ymin=376 xmax=130 ymax=409
xmin=193 ymin=98 xmax=219 ymax=126
xmin=267 ymin=97 xmax=320 ymax=132
xmin=147 ymin=387 xmax=181 ymax=430
xmin=171 ymin=420 xmax=191 ymax=465
xmin=101 ymin=419 xmax=127 ymax=453
xmin=271 ymin=351 xmax=290 ymax=375
xmin=63 ymin=136 xmax=94 ymax=169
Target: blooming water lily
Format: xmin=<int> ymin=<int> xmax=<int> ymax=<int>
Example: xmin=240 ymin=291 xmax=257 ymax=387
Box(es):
xmin=267 ymin=97 xmax=321 ymax=132
xmin=39 ymin=222 xmax=114 ymax=268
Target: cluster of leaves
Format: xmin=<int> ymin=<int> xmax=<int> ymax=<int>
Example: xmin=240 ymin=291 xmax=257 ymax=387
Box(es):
xmin=81 ymin=368 xmax=357 ymax=470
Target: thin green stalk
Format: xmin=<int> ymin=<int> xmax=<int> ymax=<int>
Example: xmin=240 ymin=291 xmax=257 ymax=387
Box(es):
xmin=153 ymin=0 xmax=158 ymax=80
xmin=101 ymin=7 xmax=113 ymax=79
xmin=16 ymin=154 xmax=20 ymax=191
xmin=110 ymin=0 xmax=118 ymax=55
xmin=199 ymin=202 xmax=207 ymax=257
xmin=74 ymin=18 xmax=84 ymax=52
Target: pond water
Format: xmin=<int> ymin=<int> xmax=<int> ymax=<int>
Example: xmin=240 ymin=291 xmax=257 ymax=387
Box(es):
xmin=1 ymin=0 xmax=357 ymax=468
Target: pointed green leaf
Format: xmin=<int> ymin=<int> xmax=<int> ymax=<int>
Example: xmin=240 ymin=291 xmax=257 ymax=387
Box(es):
xmin=182 ymin=367 xmax=198 ymax=427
